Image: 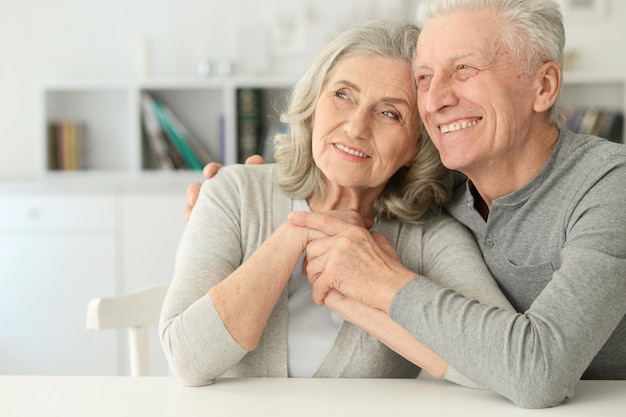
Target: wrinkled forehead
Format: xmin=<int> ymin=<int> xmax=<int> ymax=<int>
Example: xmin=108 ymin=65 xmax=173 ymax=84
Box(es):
xmin=414 ymin=9 xmax=505 ymax=68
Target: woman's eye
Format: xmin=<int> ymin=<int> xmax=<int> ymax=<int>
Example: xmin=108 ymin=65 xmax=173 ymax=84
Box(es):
xmin=382 ymin=110 xmax=399 ymax=120
xmin=335 ymin=90 xmax=348 ymax=99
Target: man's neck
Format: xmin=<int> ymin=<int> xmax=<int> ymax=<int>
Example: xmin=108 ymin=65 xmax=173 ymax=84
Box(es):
xmin=467 ymin=125 xmax=560 ymax=219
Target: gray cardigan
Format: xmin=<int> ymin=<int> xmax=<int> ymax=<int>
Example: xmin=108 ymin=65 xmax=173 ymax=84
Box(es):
xmin=160 ymin=164 xmax=513 ymax=386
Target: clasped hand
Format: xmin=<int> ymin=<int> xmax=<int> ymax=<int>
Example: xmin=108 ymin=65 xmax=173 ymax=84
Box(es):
xmin=187 ymin=158 xmax=416 ymax=313
xmin=289 ymin=210 xmax=414 ymax=313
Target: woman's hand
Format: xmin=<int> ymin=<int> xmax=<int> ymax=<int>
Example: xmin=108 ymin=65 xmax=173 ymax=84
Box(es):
xmin=289 ymin=211 xmax=416 ymax=310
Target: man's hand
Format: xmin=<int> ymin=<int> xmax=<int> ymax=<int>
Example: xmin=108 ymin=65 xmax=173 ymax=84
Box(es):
xmin=184 ymin=155 xmax=265 ymax=220
xmin=288 ymin=211 xmax=417 ymax=311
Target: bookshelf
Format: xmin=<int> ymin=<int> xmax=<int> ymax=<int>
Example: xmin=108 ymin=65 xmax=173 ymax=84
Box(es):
xmin=561 ymin=71 xmax=626 ymax=143
xmin=39 ymin=77 xmax=295 ymax=180
xmin=39 ymin=72 xmax=625 ymax=181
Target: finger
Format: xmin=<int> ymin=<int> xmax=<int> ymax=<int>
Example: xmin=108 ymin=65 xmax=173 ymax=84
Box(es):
xmin=301 ymin=255 xmax=308 ymax=275
xmin=322 ymin=209 xmax=366 ymax=228
xmin=203 ymin=162 xmax=223 ymax=179
xmin=304 ymin=250 xmax=321 ymax=286
xmin=302 ymin=237 xmax=330 ymax=282
xmin=310 ymin=279 xmax=331 ymax=306
xmin=288 ymin=211 xmax=353 ymax=236
xmin=304 ymin=243 xmax=336 ymax=306
xmin=245 ymin=155 xmax=265 ymax=165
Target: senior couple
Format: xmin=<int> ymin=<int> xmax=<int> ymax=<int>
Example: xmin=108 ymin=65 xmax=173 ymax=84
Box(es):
xmin=159 ymin=0 xmax=626 ymax=409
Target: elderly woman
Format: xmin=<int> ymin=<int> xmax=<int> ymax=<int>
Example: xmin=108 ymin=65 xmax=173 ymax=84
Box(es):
xmin=160 ymin=20 xmax=513 ymax=387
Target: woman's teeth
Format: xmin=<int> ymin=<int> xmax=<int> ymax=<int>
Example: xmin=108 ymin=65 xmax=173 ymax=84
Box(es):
xmin=335 ymin=143 xmax=368 ymax=157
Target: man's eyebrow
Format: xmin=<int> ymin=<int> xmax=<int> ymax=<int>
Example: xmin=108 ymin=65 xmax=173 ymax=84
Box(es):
xmin=413 ymin=51 xmax=479 ymax=71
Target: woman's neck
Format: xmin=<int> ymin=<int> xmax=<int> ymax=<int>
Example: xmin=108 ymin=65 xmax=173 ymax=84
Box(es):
xmin=307 ymin=187 xmax=380 ymax=223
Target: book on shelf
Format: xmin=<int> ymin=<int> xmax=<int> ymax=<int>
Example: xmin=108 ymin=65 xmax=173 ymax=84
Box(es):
xmin=596 ymin=111 xmax=624 ymax=143
xmin=562 ymin=106 xmax=624 ymax=143
xmin=141 ymin=93 xmax=216 ymax=171
xmin=47 ymin=121 xmax=85 ymax=170
xmin=140 ymin=94 xmax=175 ymax=170
xmin=237 ymin=88 xmax=263 ymax=163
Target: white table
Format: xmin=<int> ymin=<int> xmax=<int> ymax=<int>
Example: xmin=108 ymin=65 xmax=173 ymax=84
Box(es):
xmin=0 ymin=376 xmax=624 ymax=416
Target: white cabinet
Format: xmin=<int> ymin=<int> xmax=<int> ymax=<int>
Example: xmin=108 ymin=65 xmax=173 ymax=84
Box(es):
xmin=0 ymin=191 xmax=118 ymax=375
xmin=0 ymin=184 xmax=189 ymax=376
xmin=119 ymin=188 xmax=188 ymax=376
xmin=39 ymin=77 xmax=295 ymax=178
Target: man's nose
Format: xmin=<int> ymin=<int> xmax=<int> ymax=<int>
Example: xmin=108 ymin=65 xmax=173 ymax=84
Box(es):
xmin=423 ymin=75 xmax=458 ymax=114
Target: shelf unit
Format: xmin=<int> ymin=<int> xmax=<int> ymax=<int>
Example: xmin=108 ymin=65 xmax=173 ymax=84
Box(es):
xmin=38 ymin=71 xmax=625 ymax=182
xmin=39 ymin=76 xmax=296 ymax=180
xmin=561 ymin=71 xmax=626 ymax=143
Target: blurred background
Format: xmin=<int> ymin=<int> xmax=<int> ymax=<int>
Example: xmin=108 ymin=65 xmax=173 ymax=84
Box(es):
xmin=0 ymin=0 xmax=625 ymax=180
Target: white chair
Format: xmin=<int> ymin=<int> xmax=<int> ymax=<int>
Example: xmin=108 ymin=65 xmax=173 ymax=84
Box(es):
xmin=86 ymin=284 xmax=169 ymax=376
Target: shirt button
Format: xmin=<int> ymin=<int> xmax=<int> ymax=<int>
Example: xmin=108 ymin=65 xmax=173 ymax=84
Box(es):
xmin=467 ymin=200 xmax=473 ymax=208
xmin=484 ymin=238 xmax=494 ymax=248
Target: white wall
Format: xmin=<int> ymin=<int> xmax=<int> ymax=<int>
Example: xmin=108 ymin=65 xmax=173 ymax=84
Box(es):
xmin=1 ymin=0 xmax=625 ymax=180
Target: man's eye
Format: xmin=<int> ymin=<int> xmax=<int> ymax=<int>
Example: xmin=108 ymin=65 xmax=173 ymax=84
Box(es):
xmin=415 ymin=74 xmax=432 ymax=89
xmin=454 ymin=65 xmax=478 ymax=80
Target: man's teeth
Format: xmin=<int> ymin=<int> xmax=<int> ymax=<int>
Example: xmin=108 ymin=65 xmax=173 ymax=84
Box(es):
xmin=335 ymin=143 xmax=368 ymax=157
xmin=440 ymin=119 xmax=479 ymax=133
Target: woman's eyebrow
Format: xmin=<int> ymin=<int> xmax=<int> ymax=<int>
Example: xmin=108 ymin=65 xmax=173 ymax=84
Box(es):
xmin=332 ymin=79 xmax=360 ymax=92
xmin=331 ymin=79 xmax=409 ymax=105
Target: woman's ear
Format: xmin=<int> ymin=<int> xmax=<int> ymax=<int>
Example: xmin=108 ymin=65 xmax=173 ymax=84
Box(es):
xmin=534 ymin=61 xmax=561 ymax=113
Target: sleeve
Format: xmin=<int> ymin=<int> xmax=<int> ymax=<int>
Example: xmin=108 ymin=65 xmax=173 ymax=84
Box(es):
xmin=417 ymin=214 xmax=515 ymax=311
xmin=390 ymin=161 xmax=626 ymax=408
xmin=159 ymin=173 xmax=247 ymax=386
xmin=399 ymin=215 xmax=515 ymax=389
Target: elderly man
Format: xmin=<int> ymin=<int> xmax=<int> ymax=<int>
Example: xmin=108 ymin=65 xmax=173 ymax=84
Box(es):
xmin=287 ymin=0 xmax=626 ymax=409
xmin=187 ymin=0 xmax=626 ymax=409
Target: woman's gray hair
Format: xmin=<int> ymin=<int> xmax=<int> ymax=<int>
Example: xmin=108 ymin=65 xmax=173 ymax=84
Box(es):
xmin=415 ymin=0 xmax=566 ymax=127
xmin=273 ymin=20 xmax=452 ymax=224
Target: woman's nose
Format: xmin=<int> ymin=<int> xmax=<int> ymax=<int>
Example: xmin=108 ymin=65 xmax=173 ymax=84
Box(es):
xmin=343 ymin=106 xmax=371 ymax=140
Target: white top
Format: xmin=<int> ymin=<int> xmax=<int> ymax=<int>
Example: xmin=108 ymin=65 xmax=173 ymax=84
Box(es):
xmin=287 ymin=250 xmax=342 ymax=377
xmin=287 ymin=199 xmax=341 ymax=377
xmin=288 ymin=199 xmax=382 ymax=377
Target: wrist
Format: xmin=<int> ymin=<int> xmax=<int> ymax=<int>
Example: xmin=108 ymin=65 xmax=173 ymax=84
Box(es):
xmin=377 ymin=270 xmax=419 ymax=313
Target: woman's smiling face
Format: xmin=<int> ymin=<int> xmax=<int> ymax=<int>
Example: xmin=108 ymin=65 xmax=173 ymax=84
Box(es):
xmin=311 ymin=53 xmax=420 ymax=194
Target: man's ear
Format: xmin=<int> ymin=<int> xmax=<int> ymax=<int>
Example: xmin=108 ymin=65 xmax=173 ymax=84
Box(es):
xmin=533 ymin=61 xmax=561 ymax=113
